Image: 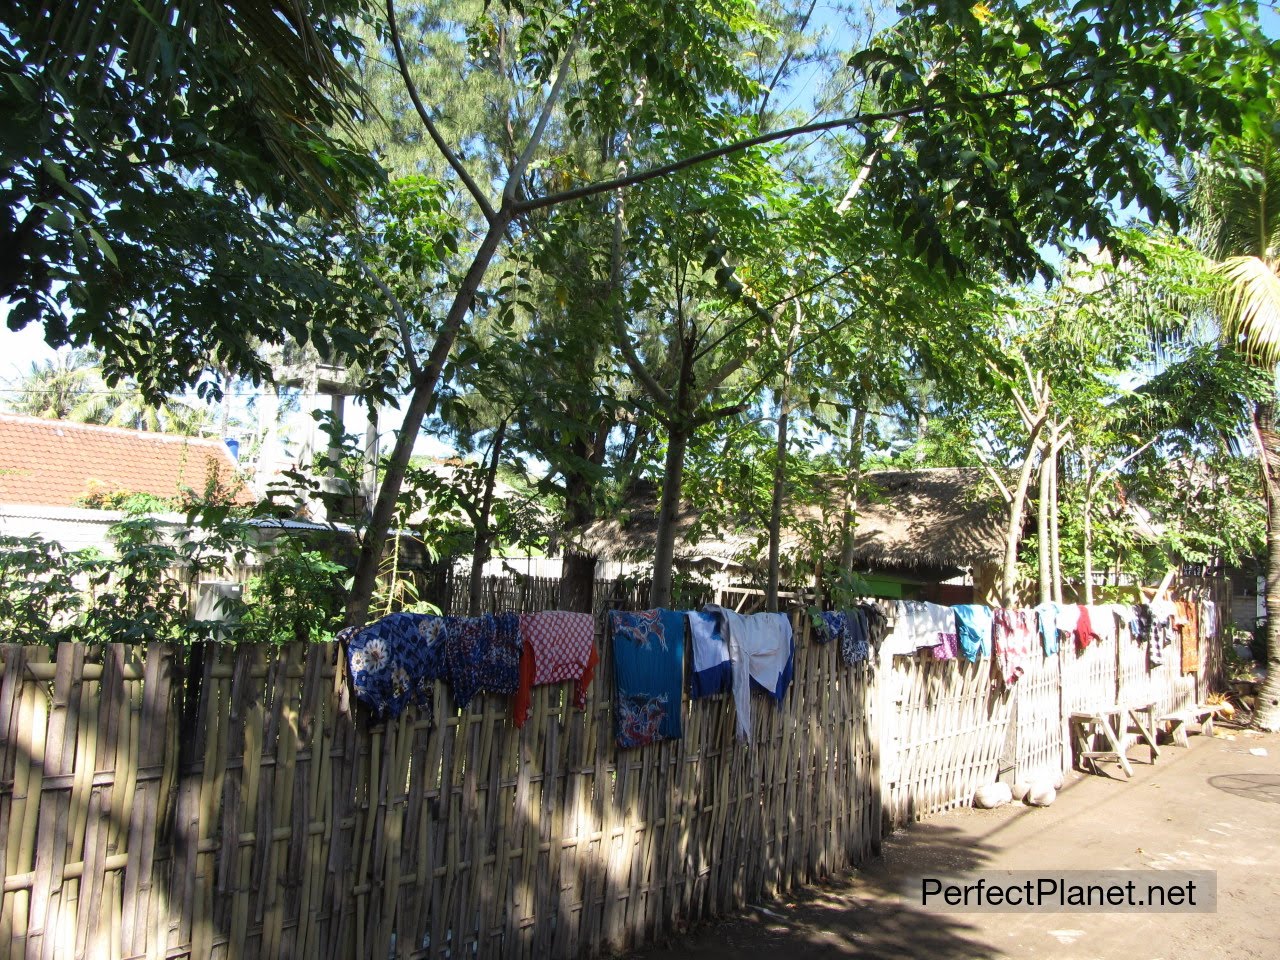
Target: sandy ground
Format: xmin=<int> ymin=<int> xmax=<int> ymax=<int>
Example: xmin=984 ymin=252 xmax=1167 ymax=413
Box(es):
xmin=627 ymin=725 xmax=1280 ymax=960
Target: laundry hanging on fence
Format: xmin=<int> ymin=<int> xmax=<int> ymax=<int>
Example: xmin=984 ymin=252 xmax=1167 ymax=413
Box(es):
xmin=687 ymin=610 xmax=732 ymax=698
xmin=1055 ymin=603 xmax=1080 ymax=648
xmin=344 ymin=613 xmax=447 ymax=720
xmin=812 ymin=610 xmax=847 ymax=645
xmin=884 ymin=600 xmax=955 ymax=656
xmin=1147 ymin=600 xmax=1176 ymax=667
xmin=857 ymin=602 xmax=890 ymax=654
xmin=842 ymin=607 xmax=871 ymax=664
xmin=1201 ymin=600 xmax=1219 ymax=645
xmin=993 ymin=607 xmax=1037 ymax=685
xmin=810 ymin=608 xmax=871 ymax=665
xmin=1035 ymin=602 xmax=1060 ymax=655
xmin=1175 ymin=600 xmax=1200 ymax=675
xmin=442 ymin=612 xmax=521 ymax=710
xmin=952 ymin=605 xmax=993 ymax=662
xmin=1127 ymin=604 xmax=1153 ymax=646
xmin=610 ymin=609 xmax=686 ymax=748
xmin=704 ymin=606 xmax=794 ymax=742
xmin=931 ymin=630 xmax=960 ymax=660
xmin=1088 ymin=605 xmax=1119 ymax=644
xmin=513 ymin=611 xmax=598 ymax=727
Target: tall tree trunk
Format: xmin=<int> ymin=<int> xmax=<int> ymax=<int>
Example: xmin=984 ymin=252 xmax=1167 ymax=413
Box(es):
xmin=468 ymin=420 xmax=508 ymax=616
xmin=1253 ymin=400 xmax=1280 ymax=730
xmin=766 ymin=319 xmax=797 ymax=612
xmin=1049 ymin=432 xmax=1063 ymax=603
xmin=1083 ymin=452 xmax=1096 ymax=606
xmin=651 ymin=423 xmax=690 ymax=609
xmin=1001 ymin=428 xmax=1047 ymax=607
xmin=559 ymin=429 xmax=607 ymax=613
xmin=1037 ymin=448 xmax=1051 ymax=604
xmin=839 ymin=404 xmax=868 ymax=576
xmin=347 ymin=214 xmax=511 ymax=627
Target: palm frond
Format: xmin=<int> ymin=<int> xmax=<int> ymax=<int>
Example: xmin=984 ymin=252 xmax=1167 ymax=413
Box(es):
xmin=1215 ymin=255 xmax=1280 ymax=368
xmin=1190 ymin=131 xmax=1280 ymax=262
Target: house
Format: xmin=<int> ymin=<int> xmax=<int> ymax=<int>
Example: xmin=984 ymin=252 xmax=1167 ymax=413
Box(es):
xmin=578 ymin=467 xmax=1007 ymax=602
xmin=0 ymin=414 xmax=248 ymax=552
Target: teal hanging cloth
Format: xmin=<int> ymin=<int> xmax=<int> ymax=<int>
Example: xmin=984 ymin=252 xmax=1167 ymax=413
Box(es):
xmin=609 ymin=609 xmax=686 ymax=748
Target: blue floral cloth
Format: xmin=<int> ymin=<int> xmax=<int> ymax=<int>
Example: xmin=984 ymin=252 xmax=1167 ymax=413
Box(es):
xmin=345 ymin=613 xmax=447 ymax=720
xmin=610 ymin=609 xmax=685 ymax=749
xmin=842 ymin=608 xmax=871 ymax=664
xmin=442 ymin=613 xmax=522 ymax=709
xmin=813 ymin=610 xmax=847 ymax=645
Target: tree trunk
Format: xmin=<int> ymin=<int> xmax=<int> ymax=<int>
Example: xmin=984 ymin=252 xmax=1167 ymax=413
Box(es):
xmin=1037 ymin=448 xmax=1051 ymax=604
xmin=839 ymin=405 xmax=868 ymax=576
xmin=346 ymin=214 xmax=511 ymax=627
xmin=468 ymin=420 xmax=507 ymax=616
xmin=1001 ymin=427 xmax=1047 ymax=607
xmin=651 ymin=424 xmax=690 ymax=609
xmin=1253 ymin=400 xmax=1280 ymax=730
xmin=1049 ymin=433 xmax=1063 ymax=603
xmin=766 ymin=322 xmax=797 ymax=612
xmin=1083 ymin=454 xmax=1096 ymax=606
xmin=559 ymin=450 xmax=602 ymax=614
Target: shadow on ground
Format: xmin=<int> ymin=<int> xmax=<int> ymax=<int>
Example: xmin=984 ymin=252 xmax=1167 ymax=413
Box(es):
xmin=628 ymin=824 xmax=1003 ymax=959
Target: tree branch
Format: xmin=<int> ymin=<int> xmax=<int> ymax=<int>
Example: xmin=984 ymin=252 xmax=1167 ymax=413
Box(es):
xmin=514 ymin=75 xmax=1083 ymax=215
xmin=357 ymin=258 xmax=421 ymax=379
xmin=385 ymin=0 xmax=497 ymax=223
xmin=505 ymin=24 xmax=582 ymax=199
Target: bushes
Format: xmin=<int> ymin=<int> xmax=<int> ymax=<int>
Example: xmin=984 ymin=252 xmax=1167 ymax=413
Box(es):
xmin=0 ymin=509 xmax=348 ymax=645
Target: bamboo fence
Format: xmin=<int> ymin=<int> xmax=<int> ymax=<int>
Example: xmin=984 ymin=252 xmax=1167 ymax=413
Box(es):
xmin=0 ymin=587 xmax=1221 ymax=959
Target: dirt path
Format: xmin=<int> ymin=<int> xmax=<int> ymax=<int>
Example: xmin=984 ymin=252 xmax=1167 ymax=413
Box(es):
xmin=628 ymin=727 xmax=1280 ymax=960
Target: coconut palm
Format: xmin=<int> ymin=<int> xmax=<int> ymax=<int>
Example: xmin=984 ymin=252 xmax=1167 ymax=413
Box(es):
xmin=1191 ymin=126 xmax=1280 ymax=729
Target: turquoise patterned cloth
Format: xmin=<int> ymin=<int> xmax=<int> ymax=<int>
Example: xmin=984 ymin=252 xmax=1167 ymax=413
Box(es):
xmin=609 ymin=609 xmax=685 ymax=749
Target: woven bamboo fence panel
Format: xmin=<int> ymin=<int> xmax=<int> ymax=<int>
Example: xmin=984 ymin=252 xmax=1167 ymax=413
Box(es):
xmin=1011 ymin=649 xmax=1066 ymax=779
xmin=0 ymin=590 xmax=1226 ymax=959
xmin=0 ymin=621 xmax=878 ymax=959
xmin=881 ymin=653 xmax=1014 ymax=824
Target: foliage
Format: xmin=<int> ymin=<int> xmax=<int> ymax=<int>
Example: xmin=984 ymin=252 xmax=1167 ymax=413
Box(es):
xmin=240 ymin=542 xmax=348 ymax=643
xmin=2 ymin=0 xmax=383 ymax=398
xmin=0 ymin=535 xmax=86 ymax=643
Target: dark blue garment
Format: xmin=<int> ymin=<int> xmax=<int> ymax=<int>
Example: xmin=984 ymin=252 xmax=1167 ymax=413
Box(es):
xmin=687 ymin=611 xmax=732 ymax=698
xmin=345 ymin=613 xmax=447 ymax=720
xmin=442 ymin=612 xmax=521 ymax=709
xmin=610 ymin=609 xmax=686 ymax=748
xmin=843 ymin=608 xmax=871 ymax=664
xmin=813 ymin=610 xmax=846 ymax=645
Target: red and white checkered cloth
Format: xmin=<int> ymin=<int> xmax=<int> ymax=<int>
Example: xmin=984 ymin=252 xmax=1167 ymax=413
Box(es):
xmin=513 ymin=611 xmax=599 ymax=726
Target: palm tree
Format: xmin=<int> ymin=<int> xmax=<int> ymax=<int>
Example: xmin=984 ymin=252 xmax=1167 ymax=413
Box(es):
xmin=1192 ymin=127 xmax=1280 ymax=730
xmin=6 ymin=351 xmax=105 ymax=420
xmin=6 ymin=350 xmax=214 ymax=437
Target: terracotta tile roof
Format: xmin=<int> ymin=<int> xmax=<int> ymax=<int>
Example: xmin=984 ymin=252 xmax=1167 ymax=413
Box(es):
xmin=0 ymin=414 xmax=249 ymax=507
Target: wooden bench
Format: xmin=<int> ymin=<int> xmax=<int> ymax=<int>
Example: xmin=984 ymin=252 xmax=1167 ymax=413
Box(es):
xmin=1158 ymin=704 xmax=1224 ymax=748
xmin=1070 ymin=704 xmax=1160 ymax=779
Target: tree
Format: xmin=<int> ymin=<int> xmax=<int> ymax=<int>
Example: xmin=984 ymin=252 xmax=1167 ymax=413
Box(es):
xmin=1191 ymin=118 xmax=1280 ymax=729
xmin=5 ymin=350 xmax=214 ymax=435
xmin=2 ymin=1 xmax=382 ymax=395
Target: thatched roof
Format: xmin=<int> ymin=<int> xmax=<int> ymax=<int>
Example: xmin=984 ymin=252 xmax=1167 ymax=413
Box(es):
xmin=579 ymin=467 xmax=1005 ymax=574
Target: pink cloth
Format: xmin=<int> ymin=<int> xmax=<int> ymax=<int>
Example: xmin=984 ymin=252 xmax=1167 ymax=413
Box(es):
xmin=993 ymin=608 xmax=1036 ymax=685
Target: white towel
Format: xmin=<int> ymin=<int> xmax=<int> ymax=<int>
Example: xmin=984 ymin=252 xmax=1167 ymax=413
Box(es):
xmin=704 ymin=606 xmax=793 ymax=742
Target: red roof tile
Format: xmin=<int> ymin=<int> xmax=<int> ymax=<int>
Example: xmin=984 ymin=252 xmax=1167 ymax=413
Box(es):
xmin=0 ymin=414 xmax=249 ymax=507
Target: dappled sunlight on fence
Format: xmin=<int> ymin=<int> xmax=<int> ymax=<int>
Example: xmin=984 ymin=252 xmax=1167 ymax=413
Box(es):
xmin=0 ymin=583 xmax=1222 ymax=958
